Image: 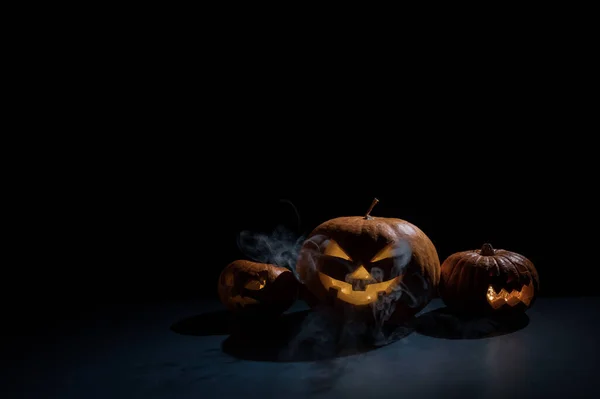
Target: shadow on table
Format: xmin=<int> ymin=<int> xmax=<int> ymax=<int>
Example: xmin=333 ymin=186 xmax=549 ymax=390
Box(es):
xmin=221 ymin=307 xmax=415 ymax=362
xmin=170 ymin=310 xmax=234 ymax=336
xmin=172 ymin=307 xmax=414 ymax=362
xmin=414 ymin=306 xmax=530 ymax=339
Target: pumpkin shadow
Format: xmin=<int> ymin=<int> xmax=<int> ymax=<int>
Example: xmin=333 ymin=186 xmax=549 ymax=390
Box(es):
xmin=169 ymin=306 xmax=311 ymax=337
xmin=414 ymin=306 xmax=530 ymax=340
xmin=221 ymin=307 xmax=414 ymax=362
xmin=170 ymin=310 xmax=234 ymax=336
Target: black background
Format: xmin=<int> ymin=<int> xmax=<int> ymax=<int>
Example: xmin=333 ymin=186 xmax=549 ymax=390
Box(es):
xmin=16 ymin=127 xmax=595 ymax=320
xmin=9 ymin=37 xmax=597 ymax=319
xmin=3 ymin=16 xmax=598 ymax=399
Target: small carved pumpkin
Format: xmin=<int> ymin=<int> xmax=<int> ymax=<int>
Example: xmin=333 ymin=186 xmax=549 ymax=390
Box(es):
xmin=296 ymin=199 xmax=440 ymax=325
xmin=218 ymin=260 xmax=298 ymax=316
xmin=439 ymin=243 xmax=539 ymax=315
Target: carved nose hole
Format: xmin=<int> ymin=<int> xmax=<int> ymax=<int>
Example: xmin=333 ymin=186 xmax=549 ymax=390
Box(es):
xmin=348 ymin=265 xmax=372 ymax=280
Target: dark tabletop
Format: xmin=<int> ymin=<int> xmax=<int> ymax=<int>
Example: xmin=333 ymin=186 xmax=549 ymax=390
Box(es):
xmin=2 ymin=297 xmax=599 ymax=399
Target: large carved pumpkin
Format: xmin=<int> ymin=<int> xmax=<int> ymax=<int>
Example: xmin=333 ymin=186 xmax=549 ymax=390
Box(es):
xmin=296 ymin=199 xmax=440 ymax=325
xmin=218 ymin=260 xmax=298 ymax=316
xmin=439 ymin=243 xmax=539 ymax=315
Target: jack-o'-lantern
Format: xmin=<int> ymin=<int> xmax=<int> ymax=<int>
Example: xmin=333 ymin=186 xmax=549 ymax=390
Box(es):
xmin=218 ymin=260 xmax=298 ymax=316
xmin=296 ymin=199 xmax=440 ymax=325
xmin=439 ymin=243 xmax=539 ymax=315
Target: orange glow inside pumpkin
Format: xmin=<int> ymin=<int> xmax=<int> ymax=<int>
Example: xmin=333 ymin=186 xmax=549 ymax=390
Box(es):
xmin=244 ymin=278 xmax=266 ymax=290
xmin=318 ymin=272 xmax=399 ymax=306
xmin=324 ymin=240 xmax=352 ymax=260
xmin=319 ymin=240 xmax=404 ymax=305
xmin=486 ymin=280 xmax=534 ymax=309
xmin=226 ymin=276 xmax=266 ymax=307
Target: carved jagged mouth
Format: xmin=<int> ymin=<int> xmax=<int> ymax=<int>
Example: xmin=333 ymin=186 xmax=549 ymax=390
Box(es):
xmin=318 ymin=272 xmax=399 ymax=306
xmin=230 ymin=296 xmax=259 ymax=306
xmin=486 ymin=280 xmax=534 ymax=309
xmin=229 ymin=280 xmax=265 ymax=307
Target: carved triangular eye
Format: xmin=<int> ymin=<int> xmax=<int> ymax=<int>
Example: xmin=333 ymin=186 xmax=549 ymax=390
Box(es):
xmin=324 ymin=240 xmax=352 ymax=261
xmin=371 ymin=242 xmax=394 ymax=262
xmin=371 ymin=241 xmax=410 ymax=263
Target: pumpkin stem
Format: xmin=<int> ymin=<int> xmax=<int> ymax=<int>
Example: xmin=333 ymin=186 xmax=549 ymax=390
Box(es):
xmin=480 ymin=243 xmax=495 ymax=256
xmin=364 ymin=198 xmax=379 ymax=219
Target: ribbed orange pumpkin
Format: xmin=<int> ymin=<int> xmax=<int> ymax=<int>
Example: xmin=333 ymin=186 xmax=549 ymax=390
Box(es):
xmin=439 ymin=243 xmax=539 ymax=315
xmin=296 ymin=199 xmax=440 ymax=325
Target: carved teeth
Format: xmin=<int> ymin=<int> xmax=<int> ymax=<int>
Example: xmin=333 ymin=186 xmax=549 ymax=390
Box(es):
xmin=352 ymin=281 xmax=367 ymax=291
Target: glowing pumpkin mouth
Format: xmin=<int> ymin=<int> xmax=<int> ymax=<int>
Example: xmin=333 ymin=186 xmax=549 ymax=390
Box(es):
xmin=230 ymin=296 xmax=259 ymax=306
xmin=486 ymin=280 xmax=534 ymax=309
xmin=228 ymin=278 xmax=266 ymax=307
xmin=318 ymin=272 xmax=399 ymax=306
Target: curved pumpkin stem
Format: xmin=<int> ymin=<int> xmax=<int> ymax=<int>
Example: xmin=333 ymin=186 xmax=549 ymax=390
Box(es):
xmin=480 ymin=243 xmax=495 ymax=256
xmin=364 ymin=198 xmax=379 ymax=219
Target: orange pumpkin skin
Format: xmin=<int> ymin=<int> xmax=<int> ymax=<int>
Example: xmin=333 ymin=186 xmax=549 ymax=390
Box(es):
xmin=218 ymin=260 xmax=298 ymax=316
xmin=439 ymin=244 xmax=539 ymax=316
xmin=296 ymin=213 xmax=440 ymax=325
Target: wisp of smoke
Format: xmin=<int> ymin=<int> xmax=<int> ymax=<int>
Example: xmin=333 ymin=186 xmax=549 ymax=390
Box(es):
xmin=284 ymin=235 xmax=427 ymax=359
xmin=236 ymin=225 xmax=305 ymax=279
xmin=293 ymin=234 xmax=427 ymax=348
xmin=235 ymin=202 xmax=424 ymax=370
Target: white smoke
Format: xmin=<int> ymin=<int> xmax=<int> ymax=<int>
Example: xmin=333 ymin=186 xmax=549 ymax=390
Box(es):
xmin=234 ymin=206 xmax=429 ymax=353
xmin=292 ymin=235 xmax=427 ymax=347
xmin=236 ymin=224 xmax=305 ymax=279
